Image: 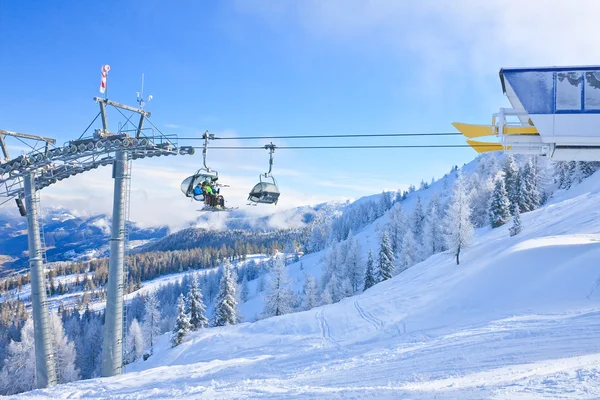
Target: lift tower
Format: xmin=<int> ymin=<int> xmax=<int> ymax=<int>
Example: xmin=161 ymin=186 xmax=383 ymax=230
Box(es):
xmin=0 ymin=98 xmax=195 ymax=387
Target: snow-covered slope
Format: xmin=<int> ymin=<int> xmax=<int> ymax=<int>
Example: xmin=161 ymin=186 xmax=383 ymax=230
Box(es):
xmin=21 ymin=170 xmax=600 ymax=398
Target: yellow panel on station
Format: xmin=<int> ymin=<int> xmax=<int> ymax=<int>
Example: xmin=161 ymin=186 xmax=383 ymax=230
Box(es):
xmin=452 ymin=122 xmax=496 ymax=138
xmin=503 ymin=126 xmax=539 ymax=135
xmin=466 ymin=140 xmax=507 ymax=154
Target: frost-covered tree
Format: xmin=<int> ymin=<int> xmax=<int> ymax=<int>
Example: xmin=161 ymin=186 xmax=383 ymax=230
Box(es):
xmin=321 ymin=286 xmax=333 ymax=305
xmin=49 ymin=312 xmax=79 ymax=384
xmin=320 ymin=244 xmax=339 ymax=291
xmin=0 ymin=314 xmax=78 ymax=396
xmin=80 ymin=314 xmax=103 ymax=379
xmin=323 ymin=270 xmax=345 ymax=303
xmin=470 ymin=174 xmax=495 ymax=228
xmin=509 ymin=204 xmax=523 ymax=237
xmin=445 ymin=172 xmax=474 ymax=265
xmin=262 ymin=256 xmax=295 ymax=318
xmin=503 ymin=154 xmax=519 ymax=211
xmin=520 ymin=159 xmax=541 ymax=212
xmin=213 ymin=262 xmax=240 ymax=326
xmin=411 ymin=196 xmax=426 ymax=246
xmin=171 ymin=294 xmax=192 ymax=347
xmin=340 ymin=277 xmax=354 ymax=299
xmin=186 ymin=276 xmax=208 ymax=330
xmin=555 ymin=161 xmax=572 ymax=190
xmin=142 ymin=292 xmax=161 ymax=354
xmin=423 ymin=196 xmax=445 ymax=258
xmin=379 ymin=191 xmax=393 ymax=214
xmin=377 ymin=231 xmax=395 ymax=281
xmin=308 ymin=225 xmax=325 ymax=253
xmin=489 ymin=179 xmax=511 ymax=228
xmin=387 ymin=203 xmax=407 ymax=255
xmin=364 ymin=249 xmax=377 ymax=290
xmin=301 ymin=275 xmax=320 ymax=311
xmin=0 ymin=319 xmax=35 ymax=395
xmin=126 ymin=318 xmax=144 ymax=364
xmin=399 ymin=230 xmax=417 ymax=272
xmin=345 ymin=238 xmax=363 ymax=293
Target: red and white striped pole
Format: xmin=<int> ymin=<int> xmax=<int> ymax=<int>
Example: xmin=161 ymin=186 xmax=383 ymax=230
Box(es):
xmin=100 ymin=64 xmax=111 ymax=96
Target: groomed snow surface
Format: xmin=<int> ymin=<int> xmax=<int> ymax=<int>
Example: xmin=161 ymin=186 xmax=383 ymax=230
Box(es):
xmin=15 ymin=173 xmax=600 ymax=399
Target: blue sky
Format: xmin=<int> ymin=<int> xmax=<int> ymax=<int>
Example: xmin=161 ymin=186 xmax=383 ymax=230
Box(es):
xmin=1 ymin=0 xmax=598 ymax=228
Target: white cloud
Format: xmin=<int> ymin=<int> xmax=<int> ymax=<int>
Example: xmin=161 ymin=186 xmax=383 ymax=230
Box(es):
xmin=236 ymin=0 xmax=600 ymax=84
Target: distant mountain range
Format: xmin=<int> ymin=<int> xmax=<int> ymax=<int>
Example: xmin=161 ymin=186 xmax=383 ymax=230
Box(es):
xmin=0 ymin=200 xmax=348 ymax=274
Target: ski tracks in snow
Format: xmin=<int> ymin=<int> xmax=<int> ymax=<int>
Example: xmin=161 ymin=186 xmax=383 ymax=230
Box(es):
xmin=315 ymin=309 xmax=335 ymax=346
xmin=354 ymin=300 xmax=384 ymax=330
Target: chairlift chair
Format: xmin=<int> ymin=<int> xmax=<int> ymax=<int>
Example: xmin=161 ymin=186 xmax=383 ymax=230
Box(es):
xmin=248 ymin=174 xmax=280 ymax=205
xmin=248 ymin=142 xmax=280 ymax=205
xmin=180 ymin=131 xmax=234 ymax=211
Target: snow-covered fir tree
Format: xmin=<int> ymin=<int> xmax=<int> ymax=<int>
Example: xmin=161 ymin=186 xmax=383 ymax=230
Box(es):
xmin=377 ymin=231 xmax=395 ymax=281
xmin=489 ymin=179 xmax=511 ymax=228
xmin=345 ymin=238 xmax=363 ymax=293
xmin=364 ymin=249 xmax=377 ymax=290
xmin=142 ymin=292 xmax=161 ymax=354
xmin=555 ymin=161 xmax=572 ymax=190
xmin=445 ymin=172 xmax=474 ymax=265
xmin=520 ymin=159 xmax=541 ymax=212
xmin=301 ymin=275 xmax=320 ymax=311
xmin=213 ymin=261 xmax=240 ymax=327
xmin=322 ymin=244 xmax=340 ymax=291
xmin=171 ymin=294 xmax=192 ymax=347
xmin=509 ymin=204 xmax=523 ymax=237
xmin=308 ymin=225 xmax=326 ymax=253
xmin=411 ymin=196 xmax=426 ymax=247
xmin=387 ymin=203 xmax=407 ymax=254
xmin=470 ymin=172 xmax=496 ymax=227
xmin=503 ymin=154 xmax=519 ymax=211
xmin=186 ymin=276 xmax=208 ymax=330
xmin=423 ymin=195 xmax=445 ymax=258
xmin=126 ymin=318 xmax=144 ymax=364
xmin=262 ymin=256 xmax=295 ymax=318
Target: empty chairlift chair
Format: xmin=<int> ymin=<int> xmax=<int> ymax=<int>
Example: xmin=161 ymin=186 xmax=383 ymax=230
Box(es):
xmin=248 ymin=142 xmax=280 ymax=205
xmin=248 ymin=175 xmax=280 ymax=205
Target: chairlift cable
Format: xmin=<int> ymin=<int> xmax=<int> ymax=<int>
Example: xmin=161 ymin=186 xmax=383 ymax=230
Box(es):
xmin=189 ymin=144 xmax=485 ymax=150
xmin=177 ymin=132 xmax=462 ymax=141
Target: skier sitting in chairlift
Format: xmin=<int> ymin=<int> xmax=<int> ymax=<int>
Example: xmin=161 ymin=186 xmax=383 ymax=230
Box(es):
xmin=193 ymin=183 xmax=203 ymax=201
xmin=202 ymin=180 xmax=214 ymax=206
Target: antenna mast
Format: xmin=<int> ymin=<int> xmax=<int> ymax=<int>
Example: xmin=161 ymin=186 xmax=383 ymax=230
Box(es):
xmin=136 ymin=73 xmax=152 ymax=110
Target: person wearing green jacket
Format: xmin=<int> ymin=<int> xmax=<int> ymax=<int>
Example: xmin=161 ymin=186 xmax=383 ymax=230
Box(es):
xmin=203 ymin=180 xmax=215 ymax=206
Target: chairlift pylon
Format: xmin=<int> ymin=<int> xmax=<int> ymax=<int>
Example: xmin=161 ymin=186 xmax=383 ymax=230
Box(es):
xmin=248 ymin=142 xmax=280 ymax=205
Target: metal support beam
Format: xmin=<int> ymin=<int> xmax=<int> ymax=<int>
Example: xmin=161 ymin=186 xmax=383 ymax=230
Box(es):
xmin=101 ymin=150 xmax=128 ymax=377
xmin=0 ymin=133 xmax=9 ymax=160
xmin=24 ymin=174 xmax=57 ymax=389
xmin=0 ymin=129 xmax=56 ymax=144
xmin=99 ymin=101 xmax=109 ymax=132
xmin=94 ymin=97 xmax=151 ymax=117
xmin=136 ymin=114 xmax=145 ymax=138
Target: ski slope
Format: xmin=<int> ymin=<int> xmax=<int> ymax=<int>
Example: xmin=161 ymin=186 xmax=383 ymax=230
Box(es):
xmin=17 ymin=173 xmax=600 ymax=399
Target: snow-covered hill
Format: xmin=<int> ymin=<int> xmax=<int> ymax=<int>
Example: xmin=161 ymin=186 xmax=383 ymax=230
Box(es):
xmin=19 ymin=165 xmax=600 ymax=398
